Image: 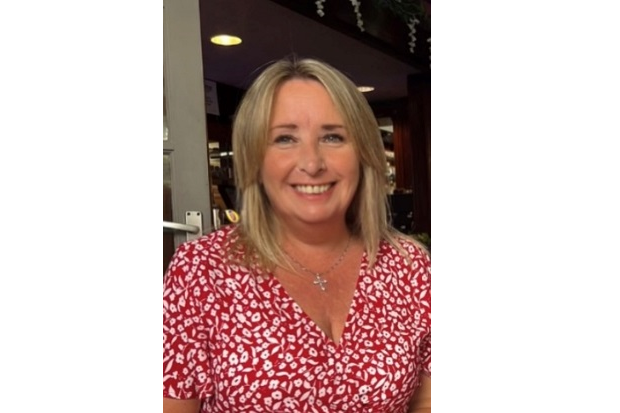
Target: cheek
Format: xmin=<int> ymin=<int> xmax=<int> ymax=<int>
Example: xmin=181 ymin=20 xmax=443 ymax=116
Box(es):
xmin=349 ymin=167 xmax=361 ymax=194
xmin=260 ymin=152 xmax=289 ymax=184
xmin=348 ymin=160 xmax=363 ymax=198
xmin=341 ymin=154 xmax=361 ymax=185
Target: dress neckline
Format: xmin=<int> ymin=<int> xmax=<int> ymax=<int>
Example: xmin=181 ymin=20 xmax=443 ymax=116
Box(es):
xmin=268 ymin=249 xmax=369 ymax=347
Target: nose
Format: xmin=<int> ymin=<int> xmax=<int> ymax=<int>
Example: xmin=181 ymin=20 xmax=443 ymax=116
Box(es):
xmin=298 ymin=141 xmax=325 ymax=175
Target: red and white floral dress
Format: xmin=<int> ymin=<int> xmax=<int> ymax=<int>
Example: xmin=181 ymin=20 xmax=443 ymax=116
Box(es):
xmin=163 ymin=226 xmax=430 ymax=412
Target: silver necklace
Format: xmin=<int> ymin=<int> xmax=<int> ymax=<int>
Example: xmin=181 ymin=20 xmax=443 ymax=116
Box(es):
xmin=283 ymin=236 xmax=351 ymax=292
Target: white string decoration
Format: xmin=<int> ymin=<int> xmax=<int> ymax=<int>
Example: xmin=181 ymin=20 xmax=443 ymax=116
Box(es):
xmin=314 ymin=0 xmax=429 ymax=58
xmin=350 ymin=0 xmax=365 ymax=32
xmin=407 ymin=16 xmax=419 ymax=53
xmin=315 ymin=0 xmax=326 ymax=17
xmin=427 ymin=37 xmax=431 ymax=69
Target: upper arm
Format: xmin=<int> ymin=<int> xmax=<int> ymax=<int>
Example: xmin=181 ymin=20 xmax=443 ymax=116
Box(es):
xmin=163 ymin=398 xmax=201 ymax=413
xmin=163 ymin=241 xmax=214 ymax=402
xmin=408 ymin=374 xmax=431 ymax=413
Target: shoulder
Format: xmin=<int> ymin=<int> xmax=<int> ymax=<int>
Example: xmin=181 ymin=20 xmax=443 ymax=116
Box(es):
xmin=174 ymin=225 xmax=237 ymax=259
xmin=379 ymin=235 xmax=430 ymax=265
xmin=165 ymin=225 xmax=239 ymax=283
xmin=376 ymin=235 xmax=431 ymax=285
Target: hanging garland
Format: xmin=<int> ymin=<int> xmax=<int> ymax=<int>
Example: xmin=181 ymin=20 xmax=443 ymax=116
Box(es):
xmin=315 ymin=0 xmax=430 ymax=57
xmin=372 ymin=0 xmax=427 ymax=24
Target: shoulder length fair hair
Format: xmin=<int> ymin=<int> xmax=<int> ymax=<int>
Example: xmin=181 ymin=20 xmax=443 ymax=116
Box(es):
xmin=230 ymin=57 xmax=407 ymax=270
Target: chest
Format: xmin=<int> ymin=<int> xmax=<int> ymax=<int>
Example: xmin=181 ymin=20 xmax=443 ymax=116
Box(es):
xmin=273 ymin=250 xmax=361 ymax=345
xmin=202 ymin=264 xmax=427 ymax=412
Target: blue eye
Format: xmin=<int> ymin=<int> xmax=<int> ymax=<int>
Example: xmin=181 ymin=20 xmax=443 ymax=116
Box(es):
xmin=272 ymin=134 xmax=295 ymax=144
xmin=322 ymin=134 xmax=345 ymax=143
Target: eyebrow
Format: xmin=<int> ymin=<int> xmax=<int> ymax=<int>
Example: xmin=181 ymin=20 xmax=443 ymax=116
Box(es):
xmin=269 ymin=123 xmax=346 ymax=131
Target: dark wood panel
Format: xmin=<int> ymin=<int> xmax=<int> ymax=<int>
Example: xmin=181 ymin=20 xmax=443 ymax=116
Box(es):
xmin=407 ymin=73 xmax=431 ymax=235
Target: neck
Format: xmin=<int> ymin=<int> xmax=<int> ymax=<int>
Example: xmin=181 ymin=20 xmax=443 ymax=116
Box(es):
xmin=279 ymin=223 xmax=351 ymax=249
xmin=281 ymin=231 xmax=353 ymax=289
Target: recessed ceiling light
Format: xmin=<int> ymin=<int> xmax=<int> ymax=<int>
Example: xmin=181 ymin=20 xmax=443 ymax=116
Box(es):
xmin=357 ymin=86 xmax=375 ymax=93
xmin=210 ymin=34 xmax=242 ymax=46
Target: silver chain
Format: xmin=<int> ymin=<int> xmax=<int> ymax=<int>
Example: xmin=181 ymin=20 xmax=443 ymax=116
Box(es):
xmin=282 ymin=236 xmax=351 ymax=292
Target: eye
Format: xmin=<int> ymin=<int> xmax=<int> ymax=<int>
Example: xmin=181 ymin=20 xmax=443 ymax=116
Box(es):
xmin=322 ymin=133 xmax=345 ymax=144
xmin=272 ymin=134 xmax=296 ymax=145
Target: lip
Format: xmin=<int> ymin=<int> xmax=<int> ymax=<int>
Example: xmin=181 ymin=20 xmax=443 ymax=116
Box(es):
xmin=291 ymin=183 xmax=335 ymax=195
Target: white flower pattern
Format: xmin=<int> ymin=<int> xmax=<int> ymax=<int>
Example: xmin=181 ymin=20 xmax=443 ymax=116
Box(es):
xmin=163 ymin=226 xmax=430 ymax=412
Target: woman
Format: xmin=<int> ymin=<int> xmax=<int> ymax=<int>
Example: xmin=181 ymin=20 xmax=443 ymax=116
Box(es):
xmin=163 ymin=57 xmax=431 ymax=412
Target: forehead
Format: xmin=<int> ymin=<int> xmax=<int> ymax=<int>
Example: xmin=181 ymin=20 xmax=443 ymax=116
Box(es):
xmin=274 ymin=78 xmax=329 ymax=99
xmin=271 ymin=79 xmax=342 ymax=118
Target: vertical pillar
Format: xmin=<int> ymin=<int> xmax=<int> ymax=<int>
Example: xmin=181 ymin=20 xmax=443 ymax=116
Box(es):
xmin=407 ymin=73 xmax=431 ymax=235
xmin=392 ymin=104 xmax=410 ymax=189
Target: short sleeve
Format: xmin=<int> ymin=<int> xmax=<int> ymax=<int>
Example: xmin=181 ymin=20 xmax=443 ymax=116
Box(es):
xmin=407 ymin=241 xmax=430 ymax=378
xmin=163 ymin=241 xmax=213 ymax=400
xmin=420 ymin=333 xmax=431 ymax=377
xmin=418 ymin=248 xmax=431 ymax=377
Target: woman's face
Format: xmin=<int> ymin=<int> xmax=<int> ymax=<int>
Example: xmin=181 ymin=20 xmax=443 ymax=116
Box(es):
xmin=261 ymin=79 xmax=360 ymax=228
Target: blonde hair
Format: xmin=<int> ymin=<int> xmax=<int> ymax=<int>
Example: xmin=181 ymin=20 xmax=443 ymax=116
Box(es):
xmin=230 ymin=56 xmax=413 ymax=270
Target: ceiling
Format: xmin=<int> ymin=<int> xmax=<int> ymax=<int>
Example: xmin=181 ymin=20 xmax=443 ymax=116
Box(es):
xmin=198 ymin=0 xmax=428 ymax=104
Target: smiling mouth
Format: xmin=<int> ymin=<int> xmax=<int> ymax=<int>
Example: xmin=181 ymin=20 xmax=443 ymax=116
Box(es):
xmin=293 ymin=184 xmax=333 ymax=194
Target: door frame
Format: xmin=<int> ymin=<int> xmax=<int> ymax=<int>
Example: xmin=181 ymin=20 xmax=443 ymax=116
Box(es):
xmin=163 ymin=0 xmax=213 ymax=250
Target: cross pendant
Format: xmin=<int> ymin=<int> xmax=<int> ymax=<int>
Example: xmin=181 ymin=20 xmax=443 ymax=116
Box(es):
xmin=313 ymin=274 xmax=327 ymax=291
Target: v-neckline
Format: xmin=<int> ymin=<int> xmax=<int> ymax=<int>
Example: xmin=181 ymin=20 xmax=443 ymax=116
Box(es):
xmin=272 ymin=250 xmax=369 ymax=347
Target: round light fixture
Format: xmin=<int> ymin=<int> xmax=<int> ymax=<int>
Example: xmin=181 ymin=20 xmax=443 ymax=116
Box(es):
xmin=357 ymin=86 xmax=375 ymax=93
xmin=210 ymin=34 xmax=242 ymax=46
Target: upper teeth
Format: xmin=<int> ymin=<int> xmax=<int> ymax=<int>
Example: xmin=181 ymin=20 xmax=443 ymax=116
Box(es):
xmin=295 ymin=184 xmax=330 ymax=194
